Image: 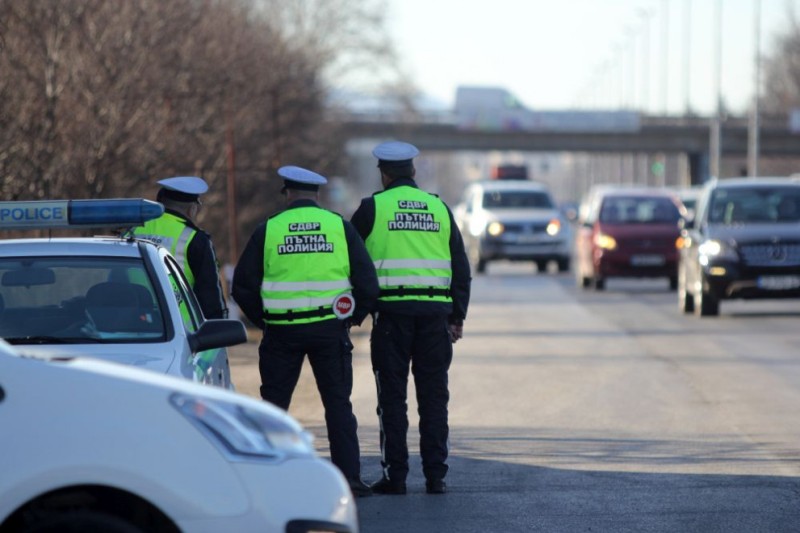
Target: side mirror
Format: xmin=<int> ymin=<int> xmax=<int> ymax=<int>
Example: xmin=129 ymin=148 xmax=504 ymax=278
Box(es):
xmin=188 ymin=319 xmax=247 ymax=353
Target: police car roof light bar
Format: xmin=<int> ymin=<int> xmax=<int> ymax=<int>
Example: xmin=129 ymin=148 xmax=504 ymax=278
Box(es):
xmin=0 ymin=199 xmax=164 ymax=229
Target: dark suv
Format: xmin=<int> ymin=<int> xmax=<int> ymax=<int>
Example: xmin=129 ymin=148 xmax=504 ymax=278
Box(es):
xmin=678 ymin=177 xmax=800 ymax=316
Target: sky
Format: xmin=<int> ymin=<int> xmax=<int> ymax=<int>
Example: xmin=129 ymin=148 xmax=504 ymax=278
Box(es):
xmin=386 ymin=0 xmax=798 ymax=116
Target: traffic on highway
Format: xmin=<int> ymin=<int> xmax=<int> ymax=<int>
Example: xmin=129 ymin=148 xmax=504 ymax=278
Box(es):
xmin=2 ymin=173 xmax=800 ymax=532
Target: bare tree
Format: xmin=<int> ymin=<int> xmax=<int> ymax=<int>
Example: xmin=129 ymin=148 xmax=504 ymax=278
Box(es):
xmin=0 ymin=0 xmax=402 ymax=262
xmin=762 ymin=6 xmax=800 ymax=114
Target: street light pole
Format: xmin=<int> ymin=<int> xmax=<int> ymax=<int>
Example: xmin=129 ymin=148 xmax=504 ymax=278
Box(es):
xmin=661 ymin=0 xmax=669 ymax=114
xmin=709 ymin=0 xmax=723 ymax=178
xmin=683 ymin=0 xmax=692 ymax=114
xmin=747 ymin=0 xmax=762 ymax=177
xmin=638 ymin=8 xmax=653 ymax=112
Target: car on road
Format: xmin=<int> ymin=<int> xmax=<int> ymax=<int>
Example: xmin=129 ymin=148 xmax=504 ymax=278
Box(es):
xmin=0 ymin=338 xmax=359 ymax=532
xmin=678 ymin=177 xmax=800 ymax=316
xmin=0 ymin=199 xmax=246 ymax=388
xmin=574 ymin=185 xmax=683 ymax=290
xmin=453 ymin=180 xmax=571 ymax=273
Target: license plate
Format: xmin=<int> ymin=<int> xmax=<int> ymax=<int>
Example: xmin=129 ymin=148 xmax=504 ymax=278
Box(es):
xmin=630 ymin=254 xmax=665 ymax=266
xmin=757 ymin=275 xmax=800 ymax=290
xmin=514 ymin=234 xmax=541 ymax=244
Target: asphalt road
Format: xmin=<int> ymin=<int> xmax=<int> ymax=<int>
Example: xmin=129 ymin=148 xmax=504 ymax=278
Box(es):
xmin=228 ymin=262 xmax=800 ymax=533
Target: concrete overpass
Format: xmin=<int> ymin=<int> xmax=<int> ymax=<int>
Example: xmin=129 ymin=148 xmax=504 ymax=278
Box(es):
xmin=339 ymin=114 xmax=800 ymax=184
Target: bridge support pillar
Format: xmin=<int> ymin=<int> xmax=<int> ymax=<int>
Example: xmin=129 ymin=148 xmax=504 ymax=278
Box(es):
xmin=687 ymin=152 xmax=710 ymax=185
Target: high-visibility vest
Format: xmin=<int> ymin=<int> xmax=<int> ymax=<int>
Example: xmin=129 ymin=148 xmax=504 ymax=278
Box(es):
xmin=134 ymin=212 xmax=198 ymax=286
xmin=366 ymin=186 xmax=452 ymax=303
xmin=261 ymin=207 xmax=352 ymax=325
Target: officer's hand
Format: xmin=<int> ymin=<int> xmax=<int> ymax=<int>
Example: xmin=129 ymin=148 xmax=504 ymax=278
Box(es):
xmin=448 ymin=324 xmax=463 ymax=344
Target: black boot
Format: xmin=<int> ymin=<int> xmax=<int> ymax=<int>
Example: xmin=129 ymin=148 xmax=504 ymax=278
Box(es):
xmin=347 ymin=478 xmax=372 ymax=497
xmin=425 ymin=479 xmax=447 ymax=494
xmin=370 ymin=476 xmax=407 ymax=495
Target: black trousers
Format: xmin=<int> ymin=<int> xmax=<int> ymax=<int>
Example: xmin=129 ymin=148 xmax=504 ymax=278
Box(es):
xmin=370 ymin=312 xmax=453 ymax=482
xmin=258 ymin=321 xmax=362 ymax=479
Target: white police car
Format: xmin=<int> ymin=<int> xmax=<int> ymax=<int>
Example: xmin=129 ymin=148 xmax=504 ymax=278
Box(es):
xmin=0 ymin=199 xmax=245 ymax=388
xmin=0 ymin=339 xmax=359 ymax=532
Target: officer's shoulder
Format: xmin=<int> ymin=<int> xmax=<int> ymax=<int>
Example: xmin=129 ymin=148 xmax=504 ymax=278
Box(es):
xmin=192 ymin=225 xmax=212 ymax=240
xmin=265 ymin=210 xmax=284 ymax=222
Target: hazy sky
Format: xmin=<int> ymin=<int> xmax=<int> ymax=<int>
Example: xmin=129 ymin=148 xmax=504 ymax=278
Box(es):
xmin=387 ymin=0 xmax=797 ymax=115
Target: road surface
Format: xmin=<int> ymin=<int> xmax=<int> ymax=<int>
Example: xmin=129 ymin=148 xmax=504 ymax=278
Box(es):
xmin=229 ymin=262 xmax=800 ymax=532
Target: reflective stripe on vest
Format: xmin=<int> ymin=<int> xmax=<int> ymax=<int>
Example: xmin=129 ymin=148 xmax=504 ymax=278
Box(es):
xmin=134 ymin=213 xmax=198 ymax=286
xmin=261 ymin=207 xmax=352 ymax=325
xmin=365 ymin=186 xmax=453 ymax=303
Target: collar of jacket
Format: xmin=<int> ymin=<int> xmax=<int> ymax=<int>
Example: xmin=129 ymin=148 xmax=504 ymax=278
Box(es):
xmin=164 ymin=208 xmax=199 ymax=231
xmin=386 ymin=177 xmax=418 ymax=191
xmin=287 ymin=199 xmax=320 ymax=209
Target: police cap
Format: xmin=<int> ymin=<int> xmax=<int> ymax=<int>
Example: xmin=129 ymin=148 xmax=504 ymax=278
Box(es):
xmin=372 ymin=141 xmax=419 ymax=170
xmin=157 ymin=176 xmax=209 ymax=203
xmin=279 ymin=166 xmax=327 ymax=193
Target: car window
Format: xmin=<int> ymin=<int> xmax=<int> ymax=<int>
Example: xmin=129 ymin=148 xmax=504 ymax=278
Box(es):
xmin=163 ymin=255 xmax=203 ymax=332
xmin=708 ymin=187 xmax=800 ymax=224
xmin=0 ymin=256 xmax=165 ymax=342
xmin=482 ymin=190 xmax=554 ymax=209
xmin=598 ymin=196 xmax=680 ymax=224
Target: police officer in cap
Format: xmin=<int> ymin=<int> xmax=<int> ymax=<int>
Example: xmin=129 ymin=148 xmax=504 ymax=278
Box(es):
xmin=232 ymin=166 xmax=379 ymax=497
xmin=351 ymin=141 xmax=471 ymax=495
xmin=135 ymin=176 xmax=227 ymax=319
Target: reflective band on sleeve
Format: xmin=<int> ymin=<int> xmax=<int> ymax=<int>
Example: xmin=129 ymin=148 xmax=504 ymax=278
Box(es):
xmin=377 ymin=275 xmax=451 ymax=287
xmin=373 ymin=258 xmax=451 ymax=270
xmin=261 ymin=279 xmax=352 ymax=292
xmin=174 ymin=226 xmax=195 ymax=265
xmin=261 ymin=295 xmax=338 ymax=309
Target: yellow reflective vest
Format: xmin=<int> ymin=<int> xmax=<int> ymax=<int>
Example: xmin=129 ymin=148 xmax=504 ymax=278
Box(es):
xmin=366 ymin=186 xmax=452 ymax=303
xmin=134 ymin=212 xmax=197 ymax=286
xmin=261 ymin=207 xmax=352 ymax=325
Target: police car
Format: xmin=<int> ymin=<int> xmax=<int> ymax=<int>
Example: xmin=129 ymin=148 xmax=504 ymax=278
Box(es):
xmin=0 ymin=339 xmax=359 ymax=532
xmin=0 ymin=199 xmax=245 ymax=388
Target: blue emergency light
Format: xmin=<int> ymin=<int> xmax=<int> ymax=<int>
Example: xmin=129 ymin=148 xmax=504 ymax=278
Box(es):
xmin=0 ymin=199 xmax=164 ymax=229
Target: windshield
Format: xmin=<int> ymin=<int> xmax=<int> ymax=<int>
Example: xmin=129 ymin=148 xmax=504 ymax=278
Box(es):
xmin=708 ymin=187 xmax=800 ymax=224
xmin=599 ymin=196 xmax=681 ymax=224
xmin=0 ymin=256 xmax=166 ymax=344
xmin=483 ymin=190 xmax=554 ymax=209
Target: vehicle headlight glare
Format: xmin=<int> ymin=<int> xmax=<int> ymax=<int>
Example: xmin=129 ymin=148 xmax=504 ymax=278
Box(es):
xmin=594 ymin=233 xmax=617 ymax=250
xmin=487 ymin=221 xmax=505 ymax=236
xmin=171 ymin=393 xmax=314 ymax=459
xmin=698 ymin=239 xmax=737 ymax=260
xmin=546 ymin=219 xmax=561 ymax=236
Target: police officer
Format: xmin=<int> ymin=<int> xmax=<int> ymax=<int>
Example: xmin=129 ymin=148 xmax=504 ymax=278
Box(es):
xmin=231 ymin=166 xmax=379 ymax=498
xmin=351 ymin=141 xmax=471 ymax=495
xmin=135 ymin=176 xmax=228 ymax=319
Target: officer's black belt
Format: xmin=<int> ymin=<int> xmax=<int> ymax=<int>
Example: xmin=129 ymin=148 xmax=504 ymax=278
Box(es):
xmin=380 ymin=287 xmax=450 ymax=298
xmin=264 ymin=306 xmax=333 ymax=321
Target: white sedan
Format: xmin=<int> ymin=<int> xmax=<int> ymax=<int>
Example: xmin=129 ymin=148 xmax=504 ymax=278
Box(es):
xmin=0 ymin=199 xmax=245 ymax=388
xmin=0 ymin=339 xmax=359 ymax=532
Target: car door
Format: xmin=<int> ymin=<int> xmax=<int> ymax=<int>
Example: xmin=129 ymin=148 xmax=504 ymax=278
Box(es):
xmin=162 ymin=253 xmax=233 ymax=389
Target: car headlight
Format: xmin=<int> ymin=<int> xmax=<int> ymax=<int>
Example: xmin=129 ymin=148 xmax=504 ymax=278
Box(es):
xmin=593 ymin=233 xmax=617 ymax=250
xmin=546 ymin=218 xmax=561 ymax=236
xmin=171 ymin=393 xmax=314 ymax=460
xmin=698 ymin=239 xmax=738 ymax=263
xmin=487 ymin=221 xmax=505 ymax=236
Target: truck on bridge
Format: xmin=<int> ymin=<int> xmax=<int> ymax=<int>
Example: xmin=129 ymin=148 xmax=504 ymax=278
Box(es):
xmin=454 ymin=86 xmax=641 ymax=133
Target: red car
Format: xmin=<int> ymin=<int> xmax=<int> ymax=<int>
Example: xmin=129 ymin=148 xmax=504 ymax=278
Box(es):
xmin=574 ymin=186 xmax=683 ymax=290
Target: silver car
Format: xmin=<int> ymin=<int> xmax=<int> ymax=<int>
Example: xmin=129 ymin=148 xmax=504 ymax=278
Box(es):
xmin=454 ymin=180 xmax=572 ymax=273
xmin=0 ymin=199 xmax=245 ymax=387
